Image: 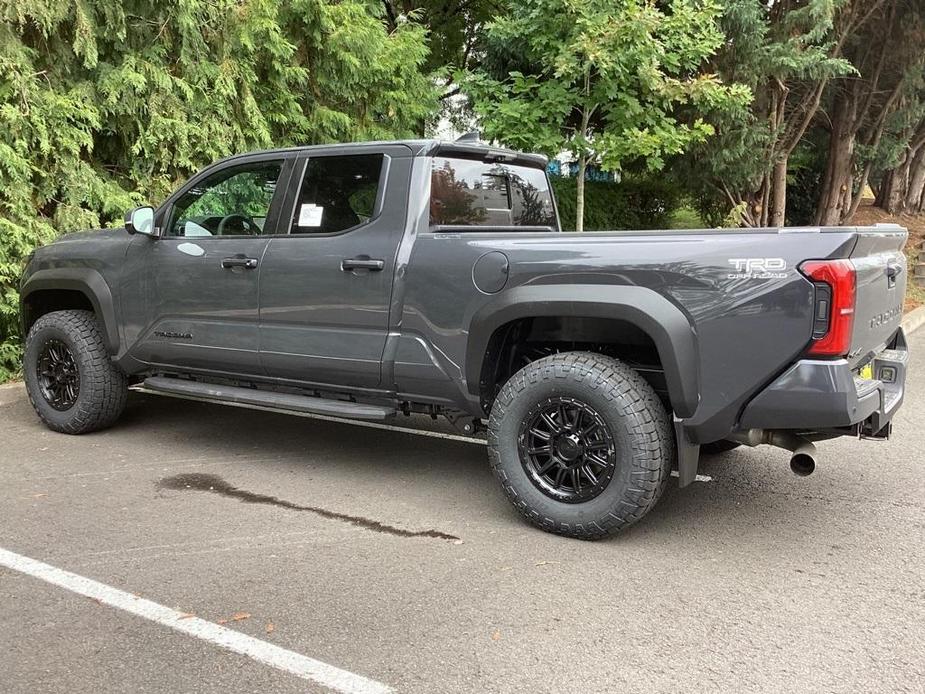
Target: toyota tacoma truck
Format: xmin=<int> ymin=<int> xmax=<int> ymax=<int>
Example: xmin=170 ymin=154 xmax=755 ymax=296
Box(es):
xmin=19 ymin=137 xmax=910 ymax=539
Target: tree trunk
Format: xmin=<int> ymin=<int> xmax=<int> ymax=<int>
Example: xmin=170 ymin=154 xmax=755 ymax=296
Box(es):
xmin=769 ymin=159 xmax=787 ymax=227
xmin=876 ymin=122 xmax=925 ymax=214
xmin=875 ymin=169 xmax=894 ymax=209
xmin=885 ymin=153 xmax=913 ymax=214
xmin=904 ymin=146 xmax=925 ymax=212
xmin=815 ymin=98 xmax=857 ymax=225
xmin=574 ymin=98 xmax=592 ymax=233
xmin=576 ymin=155 xmax=586 ymax=232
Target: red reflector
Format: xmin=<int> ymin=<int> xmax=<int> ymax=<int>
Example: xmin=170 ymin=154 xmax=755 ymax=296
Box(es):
xmin=799 ymin=259 xmax=856 ymax=356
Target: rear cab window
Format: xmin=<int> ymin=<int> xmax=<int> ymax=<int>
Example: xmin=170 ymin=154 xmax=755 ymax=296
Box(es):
xmin=430 ymin=157 xmax=558 ymax=230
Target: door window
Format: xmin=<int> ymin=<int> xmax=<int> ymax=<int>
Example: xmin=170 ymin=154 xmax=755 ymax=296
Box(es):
xmin=291 ymin=154 xmax=384 ymax=234
xmin=167 ymin=161 xmax=283 ymax=237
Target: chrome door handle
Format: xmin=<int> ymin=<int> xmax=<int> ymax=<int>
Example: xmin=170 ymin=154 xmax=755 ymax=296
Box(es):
xmin=222 ymin=257 xmax=258 ymax=269
xmin=341 ymin=257 xmax=385 ymax=271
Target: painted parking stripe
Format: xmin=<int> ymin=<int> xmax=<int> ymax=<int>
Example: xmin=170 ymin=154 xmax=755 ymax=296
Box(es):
xmin=0 ymin=547 xmax=392 ymax=694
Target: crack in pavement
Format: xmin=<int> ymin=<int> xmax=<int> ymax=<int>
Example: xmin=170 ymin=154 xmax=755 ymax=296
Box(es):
xmin=157 ymin=472 xmax=460 ymax=541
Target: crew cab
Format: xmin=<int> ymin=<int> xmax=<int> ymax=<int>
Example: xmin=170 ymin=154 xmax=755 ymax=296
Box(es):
xmin=20 ymin=137 xmax=909 ymax=538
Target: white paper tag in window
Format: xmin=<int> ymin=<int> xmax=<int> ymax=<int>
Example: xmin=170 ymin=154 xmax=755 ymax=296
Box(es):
xmin=298 ymin=204 xmax=324 ymax=227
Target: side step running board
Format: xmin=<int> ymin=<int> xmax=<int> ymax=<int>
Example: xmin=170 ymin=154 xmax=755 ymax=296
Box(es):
xmin=140 ymin=377 xmax=396 ymax=421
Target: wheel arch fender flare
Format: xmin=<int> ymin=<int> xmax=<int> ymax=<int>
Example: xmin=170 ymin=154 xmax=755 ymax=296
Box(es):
xmin=465 ymin=284 xmax=700 ymax=418
xmin=20 ymin=268 xmax=120 ymax=355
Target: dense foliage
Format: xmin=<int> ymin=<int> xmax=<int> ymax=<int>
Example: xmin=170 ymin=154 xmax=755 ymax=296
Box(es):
xmin=466 ymin=0 xmax=749 ymax=230
xmin=680 ymin=0 xmax=925 ymax=227
xmin=550 ymin=176 xmax=681 ymax=232
xmin=0 ymin=0 xmax=437 ymax=379
xmin=2 ymin=0 xmax=924 ymax=381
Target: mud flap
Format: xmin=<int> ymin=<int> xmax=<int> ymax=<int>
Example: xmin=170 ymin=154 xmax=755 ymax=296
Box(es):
xmin=674 ymin=418 xmax=700 ymax=488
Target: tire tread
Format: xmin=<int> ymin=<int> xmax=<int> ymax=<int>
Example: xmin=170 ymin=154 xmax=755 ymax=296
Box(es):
xmin=24 ymin=310 xmax=127 ymax=434
xmin=487 ymin=351 xmax=674 ymax=539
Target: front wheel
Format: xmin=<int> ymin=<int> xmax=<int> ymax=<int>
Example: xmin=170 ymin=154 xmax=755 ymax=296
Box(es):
xmin=487 ymin=352 xmax=674 ymax=539
xmin=24 ymin=310 xmax=127 ymax=434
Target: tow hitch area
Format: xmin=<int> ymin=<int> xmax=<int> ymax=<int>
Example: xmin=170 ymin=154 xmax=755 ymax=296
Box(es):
xmin=858 ymin=420 xmax=892 ymax=440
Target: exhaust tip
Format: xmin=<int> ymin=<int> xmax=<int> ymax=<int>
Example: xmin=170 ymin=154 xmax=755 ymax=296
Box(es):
xmin=790 ymin=452 xmax=816 ymax=477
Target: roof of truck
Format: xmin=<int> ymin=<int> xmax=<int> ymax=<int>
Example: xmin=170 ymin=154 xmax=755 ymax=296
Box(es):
xmin=215 ymin=138 xmax=549 ymax=169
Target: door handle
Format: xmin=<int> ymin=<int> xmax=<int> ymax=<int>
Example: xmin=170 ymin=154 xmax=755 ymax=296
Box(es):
xmin=341 ymin=257 xmax=385 ymax=272
xmin=221 ymin=256 xmax=258 ymax=269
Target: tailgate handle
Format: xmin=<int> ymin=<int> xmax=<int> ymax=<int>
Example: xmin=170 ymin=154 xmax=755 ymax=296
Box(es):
xmin=886 ymin=262 xmax=903 ymax=287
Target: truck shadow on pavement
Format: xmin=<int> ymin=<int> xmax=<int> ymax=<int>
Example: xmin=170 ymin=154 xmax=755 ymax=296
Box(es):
xmin=7 ymin=388 xmax=852 ymax=545
xmin=122 ymin=393 xmax=787 ymax=543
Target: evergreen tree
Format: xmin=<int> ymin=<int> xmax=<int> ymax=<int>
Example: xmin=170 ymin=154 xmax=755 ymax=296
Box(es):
xmin=0 ymin=0 xmax=438 ymax=379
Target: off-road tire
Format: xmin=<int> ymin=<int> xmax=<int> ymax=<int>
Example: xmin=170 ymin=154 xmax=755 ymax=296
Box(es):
xmin=701 ymin=440 xmax=741 ymax=455
xmin=24 ymin=310 xmax=127 ymax=434
xmin=487 ymin=352 xmax=674 ymax=539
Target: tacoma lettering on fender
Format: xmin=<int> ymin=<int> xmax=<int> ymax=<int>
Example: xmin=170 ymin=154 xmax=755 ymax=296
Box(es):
xmin=20 ymin=137 xmax=910 ymax=539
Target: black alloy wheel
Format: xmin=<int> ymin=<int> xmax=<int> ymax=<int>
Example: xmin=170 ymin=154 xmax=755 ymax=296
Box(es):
xmin=24 ymin=310 xmax=128 ymax=434
xmin=36 ymin=338 xmax=80 ymax=410
xmin=488 ymin=352 xmax=674 ymax=539
xmin=518 ymin=396 xmax=617 ymax=503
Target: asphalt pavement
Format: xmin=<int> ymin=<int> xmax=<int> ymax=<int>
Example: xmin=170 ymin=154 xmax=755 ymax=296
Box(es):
xmin=1 ymin=330 xmax=923 ymax=693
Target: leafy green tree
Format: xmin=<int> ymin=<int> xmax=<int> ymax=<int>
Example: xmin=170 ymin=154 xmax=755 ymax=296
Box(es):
xmin=813 ymin=0 xmax=925 ymax=224
xmin=681 ymin=0 xmax=894 ymax=227
xmin=0 ymin=0 xmax=438 ymax=379
xmin=381 ymin=0 xmax=496 ymax=94
xmin=873 ymin=90 xmax=925 ymax=215
xmin=466 ymin=0 xmax=748 ymax=231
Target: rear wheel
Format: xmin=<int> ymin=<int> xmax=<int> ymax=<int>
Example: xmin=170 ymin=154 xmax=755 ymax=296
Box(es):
xmin=24 ymin=310 xmax=127 ymax=434
xmin=487 ymin=352 xmax=674 ymax=539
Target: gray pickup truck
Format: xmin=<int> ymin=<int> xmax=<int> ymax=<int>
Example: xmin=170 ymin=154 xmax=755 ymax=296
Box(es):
xmin=20 ymin=137 xmax=910 ymax=538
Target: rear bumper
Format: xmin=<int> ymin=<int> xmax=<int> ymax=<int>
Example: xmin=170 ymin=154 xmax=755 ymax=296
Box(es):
xmin=739 ymin=329 xmax=908 ymax=433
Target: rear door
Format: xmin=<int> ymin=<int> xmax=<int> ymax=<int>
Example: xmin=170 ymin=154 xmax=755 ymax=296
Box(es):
xmin=129 ymin=153 xmax=293 ymax=376
xmin=849 ymin=225 xmax=907 ymax=364
xmin=258 ymin=145 xmax=413 ymax=389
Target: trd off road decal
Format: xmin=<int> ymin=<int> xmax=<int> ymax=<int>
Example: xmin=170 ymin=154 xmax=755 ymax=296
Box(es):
xmin=727 ymin=258 xmax=788 ymax=279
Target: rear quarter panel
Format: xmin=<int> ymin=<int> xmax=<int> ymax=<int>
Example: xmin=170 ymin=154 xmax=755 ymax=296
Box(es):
xmin=398 ymin=228 xmax=857 ymax=442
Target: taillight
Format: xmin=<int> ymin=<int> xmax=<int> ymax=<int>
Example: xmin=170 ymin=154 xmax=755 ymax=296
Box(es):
xmin=799 ymin=259 xmax=856 ymax=356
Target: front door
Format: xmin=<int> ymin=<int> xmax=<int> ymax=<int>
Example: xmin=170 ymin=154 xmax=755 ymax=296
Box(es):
xmin=129 ymin=155 xmax=292 ymax=377
xmin=258 ymin=146 xmax=412 ymax=389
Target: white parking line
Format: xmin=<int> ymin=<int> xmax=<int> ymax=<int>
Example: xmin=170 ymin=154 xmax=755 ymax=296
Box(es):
xmin=0 ymin=547 xmax=392 ymax=694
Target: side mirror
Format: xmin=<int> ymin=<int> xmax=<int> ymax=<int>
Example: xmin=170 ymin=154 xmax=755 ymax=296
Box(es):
xmin=125 ymin=206 xmax=156 ymax=237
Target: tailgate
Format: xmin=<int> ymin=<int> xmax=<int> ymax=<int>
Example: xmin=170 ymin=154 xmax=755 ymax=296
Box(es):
xmin=848 ymin=224 xmax=907 ymax=366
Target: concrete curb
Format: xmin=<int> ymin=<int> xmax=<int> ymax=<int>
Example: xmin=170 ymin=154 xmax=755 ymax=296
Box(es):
xmin=903 ymin=305 xmax=925 ymax=336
